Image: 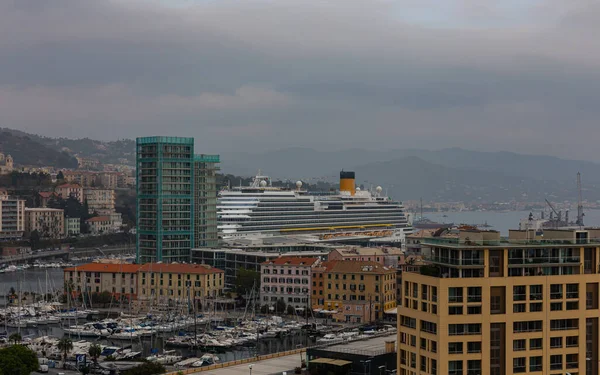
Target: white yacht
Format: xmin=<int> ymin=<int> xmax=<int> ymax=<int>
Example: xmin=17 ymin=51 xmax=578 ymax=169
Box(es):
xmin=218 ymin=171 xmax=413 ymax=243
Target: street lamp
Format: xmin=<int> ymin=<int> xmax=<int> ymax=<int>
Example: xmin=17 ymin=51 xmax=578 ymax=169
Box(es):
xmin=248 ymin=364 xmax=253 ymax=375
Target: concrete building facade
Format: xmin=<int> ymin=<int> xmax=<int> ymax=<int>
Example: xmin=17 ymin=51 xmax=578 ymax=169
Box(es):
xmin=328 ymin=247 xmax=404 ymax=268
xmin=83 ymin=188 xmax=115 ymax=215
xmin=64 ymin=217 xmax=80 ymax=237
xmin=64 ymin=263 xmax=140 ymax=301
xmin=260 ymin=257 xmax=319 ymax=311
xmin=314 ymin=260 xmax=397 ymax=323
xmin=193 ymin=154 xmax=220 ymax=248
xmin=397 ymin=228 xmax=600 ymax=375
xmin=0 ymin=195 xmax=25 ymax=240
xmin=24 ymin=208 xmax=64 ymax=238
xmin=56 ymin=183 xmax=84 ymax=203
xmin=136 ymin=263 xmax=224 ymax=307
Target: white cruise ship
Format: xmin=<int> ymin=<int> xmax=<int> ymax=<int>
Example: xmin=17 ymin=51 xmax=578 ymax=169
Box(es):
xmin=217 ymin=171 xmax=413 ymax=243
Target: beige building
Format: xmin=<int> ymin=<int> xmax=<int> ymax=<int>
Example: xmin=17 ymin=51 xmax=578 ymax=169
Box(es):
xmin=0 ymin=153 xmax=14 ymax=175
xmin=83 ymin=188 xmax=115 ymax=215
xmin=85 ymin=213 xmax=122 ymax=234
xmin=313 ymin=260 xmax=397 ymax=323
xmin=56 ymin=183 xmax=84 ymax=203
xmin=24 ymin=208 xmax=64 ymax=238
xmin=64 ymin=263 xmax=140 ymax=301
xmin=0 ymin=195 xmax=25 ymax=240
xmin=328 ymin=246 xmax=404 ymax=268
xmin=136 ymin=263 xmax=225 ymax=307
xmin=398 ymin=228 xmax=600 ymax=375
xmin=260 ymin=257 xmax=320 ymax=311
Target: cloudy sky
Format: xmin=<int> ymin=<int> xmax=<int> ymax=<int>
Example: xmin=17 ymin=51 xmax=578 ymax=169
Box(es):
xmin=1 ymin=0 xmax=599 ymax=160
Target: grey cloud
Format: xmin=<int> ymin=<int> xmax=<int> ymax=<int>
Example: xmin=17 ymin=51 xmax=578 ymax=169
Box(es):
xmin=1 ymin=0 xmax=600 ymax=160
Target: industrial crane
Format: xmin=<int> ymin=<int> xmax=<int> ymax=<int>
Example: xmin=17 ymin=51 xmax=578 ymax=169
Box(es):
xmin=576 ymin=172 xmax=585 ymax=226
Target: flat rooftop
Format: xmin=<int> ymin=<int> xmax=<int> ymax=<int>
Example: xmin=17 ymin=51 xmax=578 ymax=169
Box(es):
xmin=322 ymin=333 xmax=396 ymax=356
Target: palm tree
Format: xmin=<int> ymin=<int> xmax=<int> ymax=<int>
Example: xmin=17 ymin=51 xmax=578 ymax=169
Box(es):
xmin=89 ymin=343 xmax=102 ymax=364
xmin=57 ymin=337 xmax=73 ymax=369
xmin=9 ymin=333 xmax=21 ymax=345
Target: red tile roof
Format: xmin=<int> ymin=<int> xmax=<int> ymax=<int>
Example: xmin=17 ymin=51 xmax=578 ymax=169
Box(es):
xmin=261 ymin=257 xmax=319 ymax=266
xmin=64 ymin=263 xmax=141 ymax=273
xmin=138 ymin=263 xmax=223 ymax=274
xmin=57 ymin=183 xmax=82 ymax=189
xmin=86 ymin=216 xmax=111 ymax=222
xmin=38 ymin=192 xmax=56 ymax=198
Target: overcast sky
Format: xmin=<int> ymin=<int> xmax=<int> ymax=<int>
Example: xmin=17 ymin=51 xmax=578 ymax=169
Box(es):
xmin=1 ymin=0 xmax=599 ymax=160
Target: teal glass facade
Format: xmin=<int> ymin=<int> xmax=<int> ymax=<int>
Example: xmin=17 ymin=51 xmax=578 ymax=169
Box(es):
xmin=136 ymin=137 xmax=195 ymax=264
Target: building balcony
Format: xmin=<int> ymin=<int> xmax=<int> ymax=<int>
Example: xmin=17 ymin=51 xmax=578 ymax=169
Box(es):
xmin=425 ymin=256 xmax=484 ymax=267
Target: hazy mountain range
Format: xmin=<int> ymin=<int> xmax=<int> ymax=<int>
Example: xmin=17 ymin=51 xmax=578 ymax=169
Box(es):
xmin=1 ymin=128 xmax=598 ymax=202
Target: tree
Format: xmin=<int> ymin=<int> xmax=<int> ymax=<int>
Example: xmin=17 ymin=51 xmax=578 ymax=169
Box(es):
xmin=275 ymin=298 xmax=286 ymax=314
xmin=56 ymin=171 xmax=65 ymax=181
xmin=57 ymin=337 xmax=73 ymax=368
xmin=234 ymin=267 xmax=260 ymax=295
xmin=89 ymin=344 xmax=102 ymax=364
xmin=0 ymin=344 xmax=39 ymax=375
xmin=121 ymin=361 xmax=166 ymax=375
xmin=8 ymin=333 xmax=21 ymax=345
xmin=286 ymin=305 xmax=296 ymax=315
xmin=29 ymin=230 xmax=41 ymax=250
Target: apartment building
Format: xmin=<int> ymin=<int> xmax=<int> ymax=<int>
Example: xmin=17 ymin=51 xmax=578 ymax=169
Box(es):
xmin=64 ymin=217 xmax=80 ymax=237
xmin=260 ymin=257 xmax=320 ymax=311
xmin=56 ymin=183 xmax=84 ymax=203
xmin=136 ymin=137 xmax=195 ymax=263
xmin=85 ymin=213 xmax=122 ymax=234
xmin=24 ymin=208 xmax=65 ymax=238
xmin=63 ymin=263 xmax=141 ymax=301
xmin=397 ymin=228 xmax=600 ymax=375
xmin=0 ymin=194 xmax=25 ymax=241
xmin=83 ymin=188 xmax=115 ymax=215
xmin=136 ymin=263 xmax=224 ymax=306
xmin=313 ymin=260 xmax=397 ymax=323
xmin=328 ymin=247 xmax=404 ymax=268
xmin=62 ymin=171 xmax=98 ymax=187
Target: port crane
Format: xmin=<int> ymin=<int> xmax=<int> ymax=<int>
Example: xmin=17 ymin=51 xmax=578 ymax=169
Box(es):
xmin=576 ymin=172 xmax=584 ymax=226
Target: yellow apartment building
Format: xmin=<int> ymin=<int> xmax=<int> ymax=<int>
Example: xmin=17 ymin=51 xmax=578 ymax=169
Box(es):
xmin=137 ymin=263 xmax=224 ymax=307
xmin=398 ymin=228 xmax=600 ymax=375
xmin=63 ymin=263 xmax=141 ymax=301
xmin=314 ymin=260 xmax=396 ymax=323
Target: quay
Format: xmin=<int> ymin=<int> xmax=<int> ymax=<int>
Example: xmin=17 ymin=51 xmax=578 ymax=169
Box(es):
xmin=167 ymin=332 xmax=397 ymax=375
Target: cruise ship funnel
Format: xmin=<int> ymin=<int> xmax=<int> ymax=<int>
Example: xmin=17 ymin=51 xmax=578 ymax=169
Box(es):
xmin=340 ymin=171 xmax=356 ymax=196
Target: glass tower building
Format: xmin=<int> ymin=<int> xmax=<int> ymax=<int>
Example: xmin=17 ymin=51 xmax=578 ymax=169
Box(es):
xmin=136 ymin=137 xmax=220 ymax=264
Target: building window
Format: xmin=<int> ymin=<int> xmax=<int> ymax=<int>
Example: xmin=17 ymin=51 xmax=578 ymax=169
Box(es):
xmin=529 ymin=302 xmax=542 ymax=312
xmin=467 ymin=342 xmax=481 ymax=354
xmin=566 ymin=353 xmax=578 ymax=369
xmin=513 ymin=357 xmax=526 ymax=373
xmin=513 ymin=303 xmax=526 ymax=313
xmin=420 ymin=320 xmax=437 ymax=334
xmin=551 ymin=302 xmax=562 ymax=311
xmin=448 ymin=287 xmax=463 ymax=303
xmin=566 ymin=283 xmax=579 ymax=299
xmin=529 ymin=338 xmax=542 ymax=350
xmin=566 ymin=301 xmax=579 ymax=310
xmin=550 ymin=284 xmax=563 ymax=299
xmin=467 ymin=306 xmax=481 ymax=315
xmin=550 ymin=355 xmax=562 ymax=371
xmin=448 ymin=360 xmax=463 ymax=375
xmin=449 ymin=306 xmax=463 ymax=315
xmin=513 ymin=320 xmax=542 ymax=333
xmin=513 ymin=339 xmax=526 ymax=351
xmin=467 ymin=287 xmax=481 ymax=302
xmin=420 ymin=356 xmax=427 ymax=372
xmin=513 ymin=286 xmax=526 ymax=301
xmin=467 ymin=360 xmax=481 ymax=375
xmin=529 ymin=356 xmax=542 ymax=372
xmin=550 ymin=319 xmax=578 ymax=331
xmin=529 ymin=284 xmax=542 ymax=300
xmin=550 ymin=337 xmax=562 ymax=348
xmin=566 ymin=336 xmax=578 ymax=347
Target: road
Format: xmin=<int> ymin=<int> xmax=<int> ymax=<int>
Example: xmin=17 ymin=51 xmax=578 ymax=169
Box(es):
xmin=0 ymin=245 xmax=133 ymax=265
